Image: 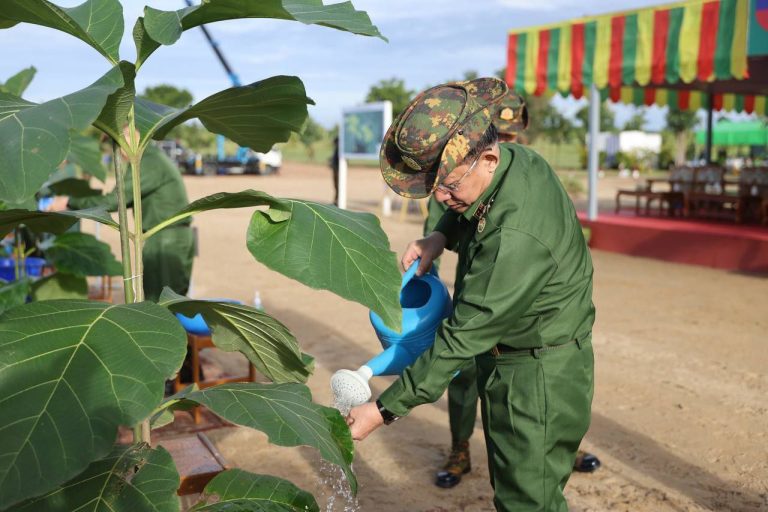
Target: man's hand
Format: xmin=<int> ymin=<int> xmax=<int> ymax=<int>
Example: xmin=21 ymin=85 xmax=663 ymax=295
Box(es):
xmin=402 ymin=231 xmax=447 ymax=276
xmin=346 ymin=402 xmax=384 ymax=441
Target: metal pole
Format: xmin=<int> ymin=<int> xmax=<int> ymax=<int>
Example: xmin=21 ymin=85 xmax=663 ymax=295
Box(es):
xmin=587 ymin=84 xmax=600 ymax=220
xmin=705 ymin=93 xmax=714 ymax=164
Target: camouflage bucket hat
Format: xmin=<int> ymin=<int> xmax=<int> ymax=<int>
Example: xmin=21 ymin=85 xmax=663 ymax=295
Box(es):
xmin=493 ymin=92 xmax=529 ymax=139
xmin=380 ymin=77 xmax=508 ymax=198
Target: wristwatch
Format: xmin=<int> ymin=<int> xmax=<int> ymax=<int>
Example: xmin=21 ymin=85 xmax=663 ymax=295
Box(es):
xmin=375 ymin=399 xmax=400 ymax=425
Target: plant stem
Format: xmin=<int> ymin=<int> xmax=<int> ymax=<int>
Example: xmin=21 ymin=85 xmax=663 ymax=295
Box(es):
xmin=113 ymin=139 xmax=135 ymax=304
xmin=126 ymin=116 xmax=144 ymax=304
xmin=125 ymin=115 xmax=151 ymax=443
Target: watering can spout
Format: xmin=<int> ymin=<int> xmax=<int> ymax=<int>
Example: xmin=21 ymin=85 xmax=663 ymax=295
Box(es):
xmin=330 ymin=365 xmax=373 ymax=410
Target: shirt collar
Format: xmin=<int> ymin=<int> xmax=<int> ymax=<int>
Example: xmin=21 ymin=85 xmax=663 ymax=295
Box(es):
xmin=462 ymin=144 xmax=512 ymax=221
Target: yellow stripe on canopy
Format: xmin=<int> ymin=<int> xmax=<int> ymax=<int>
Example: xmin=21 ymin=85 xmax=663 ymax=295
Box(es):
xmin=731 ymin=0 xmax=748 ymax=79
xmin=635 ymin=8 xmax=654 ymax=86
xmin=524 ymin=28 xmax=539 ymax=94
xmin=723 ymin=93 xmax=735 ymax=111
xmin=621 ymin=86 xmax=634 ymax=104
xmin=655 ymin=89 xmax=668 ymax=106
xmin=679 ymin=1 xmax=702 ymax=83
xmin=689 ymin=91 xmax=702 ymax=111
xmin=557 ymin=24 xmax=572 ymax=93
xmin=593 ymin=16 xmax=611 ymax=88
xmin=755 ymin=96 xmax=766 ymax=116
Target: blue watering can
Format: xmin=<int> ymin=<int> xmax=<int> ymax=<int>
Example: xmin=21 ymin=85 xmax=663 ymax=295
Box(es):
xmin=331 ymin=259 xmax=452 ymax=408
xmin=175 ymin=299 xmax=243 ymax=336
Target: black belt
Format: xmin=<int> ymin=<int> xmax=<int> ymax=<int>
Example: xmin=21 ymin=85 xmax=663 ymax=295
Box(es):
xmin=489 ymin=338 xmax=581 ymax=359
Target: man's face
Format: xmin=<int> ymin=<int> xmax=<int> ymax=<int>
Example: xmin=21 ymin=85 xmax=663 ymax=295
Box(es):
xmin=433 ymin=146 xmax=498 ymax=213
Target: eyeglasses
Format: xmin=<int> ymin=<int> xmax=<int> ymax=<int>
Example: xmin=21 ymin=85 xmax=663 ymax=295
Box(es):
xmin=435 ymin=156 xmax=481 ymax=194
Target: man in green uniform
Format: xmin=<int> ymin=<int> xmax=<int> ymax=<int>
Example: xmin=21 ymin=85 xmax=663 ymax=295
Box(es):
xmin=428 ymin=92 xmax=600 ymax=489
xmin=347 ymin=77 xmax=595 ymax=511
xmin=67 ymin=144 xmax=194 ymax=302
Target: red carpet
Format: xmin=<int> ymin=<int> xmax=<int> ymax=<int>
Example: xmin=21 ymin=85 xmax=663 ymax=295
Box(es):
xmin=578 ymin=212 xmax=768 ymax=273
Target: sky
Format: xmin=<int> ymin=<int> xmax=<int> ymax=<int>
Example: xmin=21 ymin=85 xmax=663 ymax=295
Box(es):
xmin=0 ymin=0 xmax=738 ymax=132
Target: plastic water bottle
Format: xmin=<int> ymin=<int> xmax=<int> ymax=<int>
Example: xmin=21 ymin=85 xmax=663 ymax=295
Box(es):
xmin=253 ymin=290 xmax=264 ymax=311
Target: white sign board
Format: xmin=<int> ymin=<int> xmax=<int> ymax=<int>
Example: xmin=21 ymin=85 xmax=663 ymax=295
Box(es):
xmin=337 ymin=101 xmax=392 ymax=209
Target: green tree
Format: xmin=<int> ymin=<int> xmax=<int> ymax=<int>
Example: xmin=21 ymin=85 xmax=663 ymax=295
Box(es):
xmin=366 ymin=77 xmax=414 ymax=117
xmin=576 ymin=101 xmax=616 ymax=134
xmin=299 ymin=116 xmax=326 ymax=158
xmin=666 ymin=107 xmax=699 ymax=165
xmin=623 ymin=110 xmax=647 ymax=131
xmin=140 ymin=84 xmax=193 ymax=108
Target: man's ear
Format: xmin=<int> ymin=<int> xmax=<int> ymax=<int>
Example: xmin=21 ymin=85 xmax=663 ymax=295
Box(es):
xmin=483 ymin=147 xmax=500 ymax=168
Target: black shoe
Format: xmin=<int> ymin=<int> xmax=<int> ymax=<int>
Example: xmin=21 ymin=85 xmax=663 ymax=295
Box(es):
xmin=573 ymin=450 xmax=601 ymax=473
xmin=435 ymin=441 xmax=471 ymax=488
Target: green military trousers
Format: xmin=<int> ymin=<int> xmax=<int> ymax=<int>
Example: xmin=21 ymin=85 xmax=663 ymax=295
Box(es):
xmin=448 ymin=359 xmax=479 ymax=445
xmin=476 ymin=338 xmax=594 ymax=512
xmin=142 ymin=225 xmax=194 ymax=303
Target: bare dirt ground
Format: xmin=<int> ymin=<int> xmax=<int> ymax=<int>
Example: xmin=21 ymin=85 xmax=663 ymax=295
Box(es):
xmin=93 ymin=162 xmax=767 ymax=511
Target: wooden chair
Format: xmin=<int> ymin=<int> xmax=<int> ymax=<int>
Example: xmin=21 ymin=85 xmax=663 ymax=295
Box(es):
xmin=87 ymin=276 xmax=113 ymax=302
xmin=737 ymin=167 xmax=768 ymax=224
xmin=615 ymin=166 xmax=692 ymax=216
xmin=174 ymin=333 xmax=256 ymax=424
xmin=686 ymin=166 xmax=746 ymax=222
xmin=158 ymin=432 xmax=228 ymax=497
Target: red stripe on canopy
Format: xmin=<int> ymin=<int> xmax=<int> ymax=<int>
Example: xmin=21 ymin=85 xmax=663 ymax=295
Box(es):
xmin=609 ymin=16 xmax=625 ymax=88
xmin=536 ymin=29 xmax=550 ymax=94
xmin=644 ymin=88 xmax=656 ymax=105
xmin=506 ymin=33 xmax=518 ymax=89
xmin=744 ymin=95 xmax=755 ymax=114
xmin=571 ymin=23 xmax=585 ymax=98
xmin=652 ymin=9 xmax=670 ymax=84
xmin=713 ymin=93 xmax=723 ymax=110
xmin=697 ymin=1 xmax=720 ymax=81
xmin=678 ymin=90 xmax=690 ymax=109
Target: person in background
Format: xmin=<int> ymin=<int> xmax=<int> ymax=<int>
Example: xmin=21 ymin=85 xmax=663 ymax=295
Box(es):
xmin=330 ymin=136 xmax=340 ymax=205
xmin=426 ymin=92 xmax=600 ymax=489
xmin=347 ymin=77 xmax=595 ymax=511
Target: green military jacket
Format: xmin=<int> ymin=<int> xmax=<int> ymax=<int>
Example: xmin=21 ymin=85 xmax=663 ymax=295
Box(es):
xmin=379 ymin=143 xmax=595 ymax=417
xmin=69 ymin=145 xmax=191 ymax=230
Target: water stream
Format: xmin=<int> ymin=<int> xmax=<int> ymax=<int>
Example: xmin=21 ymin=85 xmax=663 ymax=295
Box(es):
xmin=317 ymin=400 xmax=360 ymax=512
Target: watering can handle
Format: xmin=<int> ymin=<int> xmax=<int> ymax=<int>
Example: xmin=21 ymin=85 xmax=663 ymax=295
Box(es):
xmin=401 ymin=258 xmax=420 ymax=290
xmin=401 ymin=258 xmax=439 ymax=290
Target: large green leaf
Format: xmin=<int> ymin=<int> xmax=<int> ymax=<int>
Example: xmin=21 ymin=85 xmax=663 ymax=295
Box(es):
xmin=47 ymin=178 xmax=102 ymax=198
xmin=134 ymin=0 xmax=385 ymax=68
xmin=134 ymin=76 xmax=313 ymax=152
xmin=46 ymin=232 xmax=122 ymax=277
xmin=144 ymin=190 xmax=286 ymax=238
xmin=247 ymin=199 xmax=402 ymax=331
xmin=0 ymin=67 xmax=36 ymax=96
xmin=0 ymin=0 xmax=123 ymax=64
xmin=191 ymin=469 xmax=319 ymax=512
xmin=66 ymin=133 xmax=107 ymax=182
xmin=30 ymin=273 xmax=88 ymax=300
xmin=0 ymin=65 xmax=124 ymax=204
xmin=185 ymin=383 xmax=357 ymax=494
xmin=0 ymin=278 xmax=30 ymax=315
xmin=0 ymin=300 xmax=187 ymax=508
xmin=0 ymin=208 xmax=118 ymax=238
xmin=93 ymin=61 xmax=136 ymax=142
xmin=14 ymin=444 xmax=180 ymax=512
xmin=159 ymin=288 xmax=311 ymax=384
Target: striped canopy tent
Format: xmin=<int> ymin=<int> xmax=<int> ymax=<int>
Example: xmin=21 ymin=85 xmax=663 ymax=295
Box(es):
xmin=504 ymin=0 xmax=768 ymax=218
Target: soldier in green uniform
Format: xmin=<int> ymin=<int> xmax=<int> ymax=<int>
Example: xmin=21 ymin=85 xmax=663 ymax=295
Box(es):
xmin=429 ymin=92 xmax=600 ymax=489
xmin=67 ymin=144 xmax=194 ymax=302
xmin=347 ymin=77 xmax=595 ymax=512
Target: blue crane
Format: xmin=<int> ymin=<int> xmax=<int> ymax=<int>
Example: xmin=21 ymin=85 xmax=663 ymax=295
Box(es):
xmin=184 ymin=0 xmax=250 ymax=163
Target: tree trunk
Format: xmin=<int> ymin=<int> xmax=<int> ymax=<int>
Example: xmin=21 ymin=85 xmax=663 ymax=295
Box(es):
xmin=674 ymin=131 xmax=689 ymax=166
